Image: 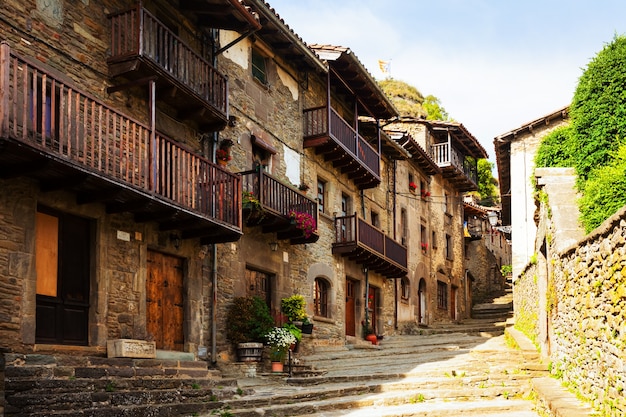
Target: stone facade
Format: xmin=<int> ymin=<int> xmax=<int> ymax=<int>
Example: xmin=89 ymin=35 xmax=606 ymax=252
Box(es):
xmin=0 ymin=1 xmax=499 ymax=391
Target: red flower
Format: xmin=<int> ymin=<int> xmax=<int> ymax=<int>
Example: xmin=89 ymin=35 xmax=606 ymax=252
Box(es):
xmin=216 ymin=148 xmax=231 ymax=162
xmin=289 ymin=210 xmax=317 ymax=238
xmin=409 ymin=182 xmax=417 ymax=191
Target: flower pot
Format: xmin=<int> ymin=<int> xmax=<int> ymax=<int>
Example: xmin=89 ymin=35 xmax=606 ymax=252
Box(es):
xmin=301 ymin=323 xmax=314 ymax=334
xmin=271 ymin=361 xmax=284 ymax=373
xmin=365 ymin=334 xmax=378 ymax=345
xmin=236 ymin=342 xmax=263 ymax=362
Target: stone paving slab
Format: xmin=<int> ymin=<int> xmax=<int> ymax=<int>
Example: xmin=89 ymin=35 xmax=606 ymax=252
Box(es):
xmin=506 ymin=326 xmax=595 ymax=417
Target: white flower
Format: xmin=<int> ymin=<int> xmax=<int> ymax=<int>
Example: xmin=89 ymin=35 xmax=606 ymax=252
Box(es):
xmin=265 ymin=327 xmax=297 ymax=349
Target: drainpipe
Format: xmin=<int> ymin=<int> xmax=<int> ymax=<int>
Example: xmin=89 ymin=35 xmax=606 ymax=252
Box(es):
xmin=210 ymin=28 xmax=220 ymax=365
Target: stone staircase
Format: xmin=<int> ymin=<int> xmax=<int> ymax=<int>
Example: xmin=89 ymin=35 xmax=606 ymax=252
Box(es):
xmin=2 ymin=353 xmax=243 ymax=416
xmin=204 ymin=327 xmax=548 ymax=416
xmin=471 ymin=279 xmax=514 ymax=321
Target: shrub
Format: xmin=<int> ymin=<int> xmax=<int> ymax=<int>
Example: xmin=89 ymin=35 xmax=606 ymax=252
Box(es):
xmin=225 ymin=296 xmax=274 ymax=346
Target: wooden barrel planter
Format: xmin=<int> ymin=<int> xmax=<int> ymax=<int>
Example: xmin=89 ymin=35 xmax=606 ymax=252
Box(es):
xmin=237 ymin=342 xmax=264 ymax=362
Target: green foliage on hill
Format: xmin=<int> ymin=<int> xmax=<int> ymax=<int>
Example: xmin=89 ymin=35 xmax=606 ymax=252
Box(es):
xmin=378 ymin=77 xmax=496 ymax=205
xmin=378 ymin=78 xmax=427 ymax=119
xmin=535 ymin=34 xmax=626 ymax=232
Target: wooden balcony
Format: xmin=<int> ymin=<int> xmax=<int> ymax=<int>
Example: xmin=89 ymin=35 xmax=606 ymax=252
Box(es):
xmin=108 ymin=5 xmax=228 ymax=130
xmin=431 ymin=143 xmax=478 ymax=192
xmin=240 ymin=169 xmax=319 ymax=244
xmin=303 ymin=106 xmax=380 ymax=189
xmin=332 ymin=215 xmax=407 ymax=278
xmin=0 ymin=43 xmax=241 ymax=243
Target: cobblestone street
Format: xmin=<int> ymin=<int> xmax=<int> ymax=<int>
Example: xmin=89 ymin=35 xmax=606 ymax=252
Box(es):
xmin=219 ymin=320 xmax=546 ymax=416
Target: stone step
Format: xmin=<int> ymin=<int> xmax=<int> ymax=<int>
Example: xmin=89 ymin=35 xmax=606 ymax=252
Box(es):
xmin=5 ymin=385 xmax=239 ymax=416
xmin=218 ymin=385 xmax=536 ymax=417
xmin=284 ymin=399 xmax=540 ymax=417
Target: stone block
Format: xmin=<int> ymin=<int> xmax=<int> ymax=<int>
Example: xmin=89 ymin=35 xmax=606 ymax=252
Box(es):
xmin=107 ymin=339 xmax=156 ymax=359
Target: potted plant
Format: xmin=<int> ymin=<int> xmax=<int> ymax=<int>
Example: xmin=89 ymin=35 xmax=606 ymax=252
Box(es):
xmin=409 ymin=181 xmax=417 ymax=193
xmin=288 ymin=210 xmax=317 ymax=239
xmin=226 ymin=296 xmax=275 ymax=362
xmin=281 ymin=294 xmax=313 ymax=334
xmin=362 ymin=321 xmax=378 ymax=345
xmin=264 ymin=326 xmax=297 ymax=372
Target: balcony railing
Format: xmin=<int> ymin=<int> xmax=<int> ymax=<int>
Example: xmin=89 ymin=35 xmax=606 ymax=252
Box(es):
xmin=108 ymin=5 xmax=228 ymax=121
xmin=240 ymin=169 xmax=318 ymax=244
xmin=0 ymin=43 xmax=241 ymax=239
xmin=431 ymin=142 xmax=478 ymax=189
xmin=303 ymin=106 xmax=380 ymax=189
xmin=333 ymin=214 xmax=407 ymax=278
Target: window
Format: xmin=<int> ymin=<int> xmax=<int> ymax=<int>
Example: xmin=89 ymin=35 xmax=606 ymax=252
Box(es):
xmin=317 ymin=179 xmax=326 ymax=213
xmin=370 ymin=210 xmax=379 ymax=228
xmin=432 ymin=231 xmax=437 ymax=249
xmin=420 ymin=224 xmax=427 ymax=249
xmin=314 ymin=278 xmax=330 ymax=318
xmin=437 ymin=281 xmax=448 ymax=310
xmin=443 ymin=192 xmax=449 ymax=214
xmin=251 ymin=49 xmax=267 ymax=84
xmin=341 ymin=193 xmax=350 ymax=216
xmin=400 ymin=278 xmax=410 ymax=301
xmin=445 ymin=234 xmax=453 ymax=260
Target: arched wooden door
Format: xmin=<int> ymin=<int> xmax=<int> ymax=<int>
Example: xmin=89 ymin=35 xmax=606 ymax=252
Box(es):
xmin=147 ymin=250 xmax=184 ymax=351
xmin=418 ymin=278 xmax=427 ymax=325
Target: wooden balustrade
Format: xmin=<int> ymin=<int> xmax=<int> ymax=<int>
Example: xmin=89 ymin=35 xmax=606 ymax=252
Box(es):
xmin=108 ymin=5 xmax=227 ymax=116
xmin=0 ymin=43 xmax=240 ymax=228
xmin=431 ymin=142 xmax=478 ymax=187
xmin=240 ymin=169 xmax=317 ymax=221
xmin=333 ymin=214 xmax=407 ymax=278
xmin=303 ymin=106 xmax=380 ymax=178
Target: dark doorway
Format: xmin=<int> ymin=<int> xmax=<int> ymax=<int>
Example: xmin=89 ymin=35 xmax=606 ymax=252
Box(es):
xmin=35 ymin=209 xmax=91 ymax=345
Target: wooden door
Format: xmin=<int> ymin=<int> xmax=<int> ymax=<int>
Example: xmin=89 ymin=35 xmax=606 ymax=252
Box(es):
xmin=147 ymin=251 xmax=184 ymax=351
xmin=451 ymin=285 xmax=458 ymax=321
xmin=345 ymin=279 xmax=356 ymax=336
xmin=36 ymin=210 xmax=90 ymax=345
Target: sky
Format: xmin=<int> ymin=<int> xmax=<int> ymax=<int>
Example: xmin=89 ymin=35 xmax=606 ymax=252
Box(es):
xmin=265 ymin=0 xmax=626 ymax=161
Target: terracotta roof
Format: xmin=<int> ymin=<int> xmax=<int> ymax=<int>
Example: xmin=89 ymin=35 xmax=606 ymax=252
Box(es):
xmin=386 ymin=130 xmax=441 ymax=175
xmin=237 ymin=0 xmax=327 ymax=73
xmin=309 ymin=44 xmax=399 ymax=120
xmin=182 ymin=0 xmax=262 ymax=31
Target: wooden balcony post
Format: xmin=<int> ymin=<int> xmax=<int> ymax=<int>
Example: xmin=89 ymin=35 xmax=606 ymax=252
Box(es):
xmin=149 ymin=78 xmax=156 ymax=192
xmin=0 ymin=42 xmax=9 ymax=137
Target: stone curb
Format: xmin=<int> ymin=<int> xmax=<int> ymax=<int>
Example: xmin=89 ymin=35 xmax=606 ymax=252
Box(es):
xmin=506 ymin=326 xmax=594 ymax=417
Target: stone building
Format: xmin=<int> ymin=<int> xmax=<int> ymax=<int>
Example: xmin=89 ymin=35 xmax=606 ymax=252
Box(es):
xmin=493 ymin=106 xmax=569 ymax=280
xmin=0 ymin=2 xmax=497 ymax=414
xmin=463 ymin=200 xmax=511 ymax=305
xmin=385 ymin=119 xmax=489 ymax=326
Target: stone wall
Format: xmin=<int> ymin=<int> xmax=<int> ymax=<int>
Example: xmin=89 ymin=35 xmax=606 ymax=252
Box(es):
xmin=517 ymin=167 xmax=626 ymax=416
xmin=548 ymin=208 xmax=626 ymax=416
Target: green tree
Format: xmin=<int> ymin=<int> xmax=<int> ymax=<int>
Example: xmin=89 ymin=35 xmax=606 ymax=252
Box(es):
xmin=476 ymin=159 xmax=499 ymax=206
xmin=534 ymin=125 xmax=574 ymax=168
xmin=570 ymin=34 xmax=626 ymax=183
xmin=578 ymin=144 xmax=626 ymax=232
xmin=423 ymin=94 xmax=449 ymax=121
